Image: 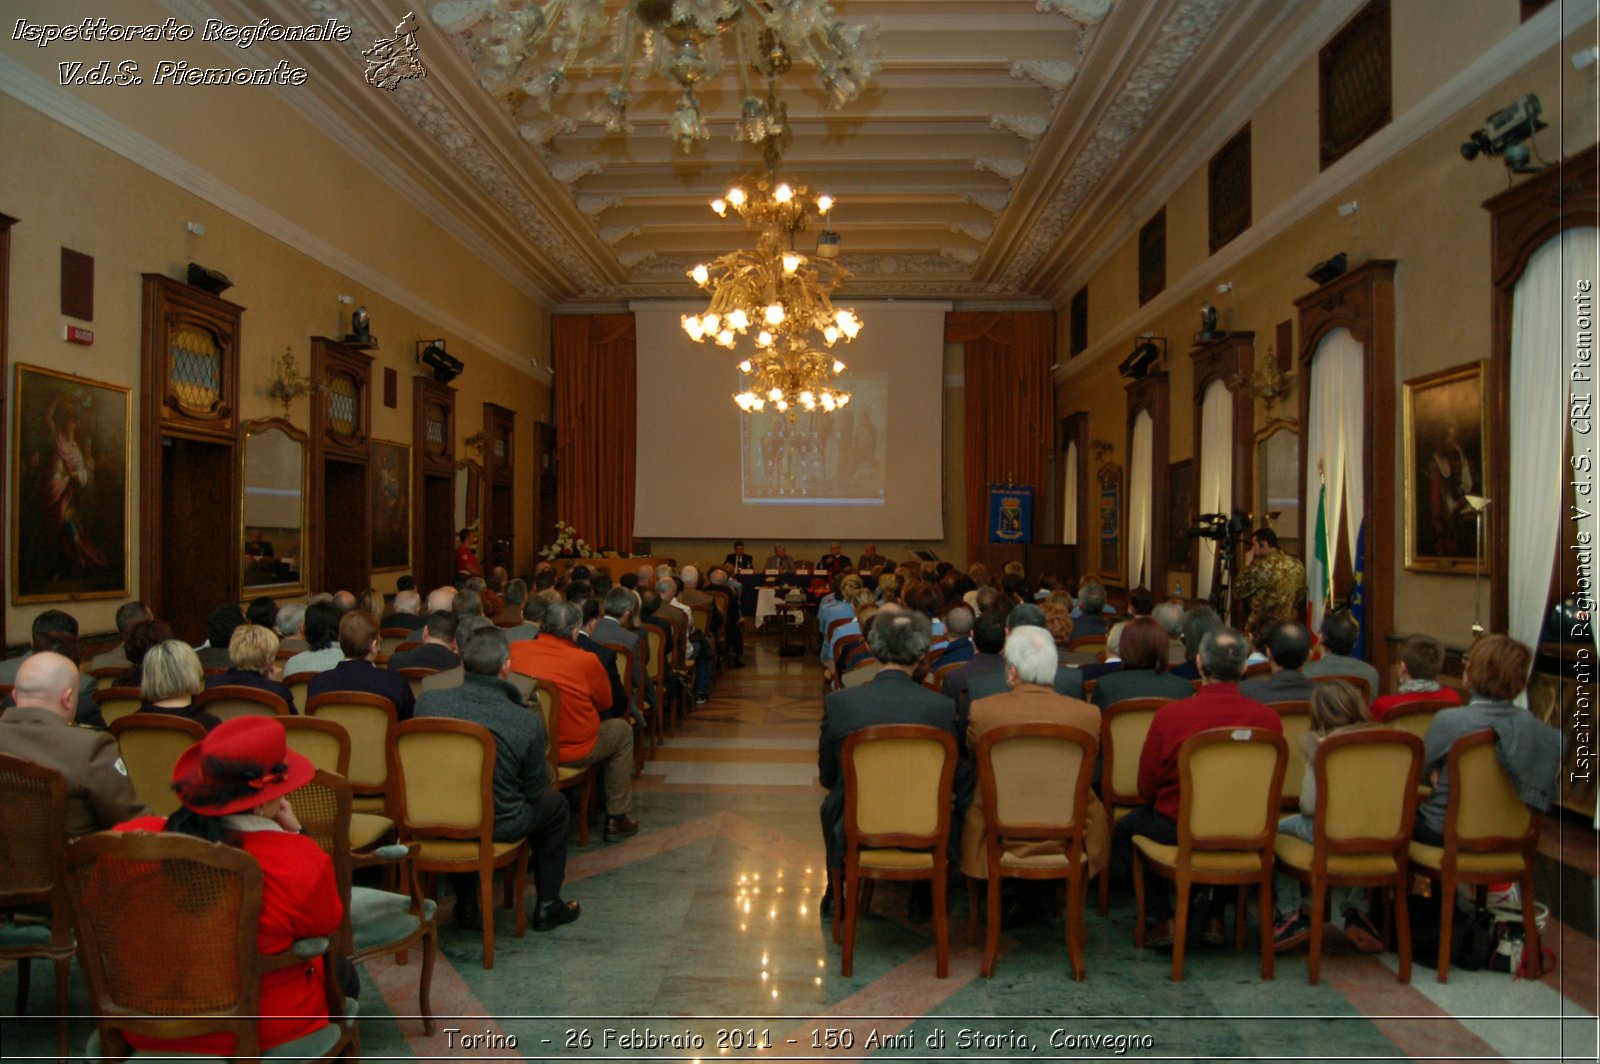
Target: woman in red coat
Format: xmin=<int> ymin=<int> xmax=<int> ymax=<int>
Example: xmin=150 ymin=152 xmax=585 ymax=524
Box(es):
xmin=115 ymin=716 xmax=342 ymax=1055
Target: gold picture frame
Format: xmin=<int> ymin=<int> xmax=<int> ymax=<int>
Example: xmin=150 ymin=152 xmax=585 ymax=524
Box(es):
xmin=370 ymin=439 xmax=412 ymax=573
xmin=1403 ymin=361 xmax=1488 ymax=574
xmin=11 ymin=363 xmax=132 ymax=603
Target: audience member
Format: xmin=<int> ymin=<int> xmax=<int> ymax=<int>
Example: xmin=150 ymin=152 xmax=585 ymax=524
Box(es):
xmin=509 ymin=602 xmax=638 ymax=841
xmin=283 ymin=601 xmax=344 ymax=676
xmin=1071 ymin=582 xmax=1114 ymax=637
xmin=415 ymin=626 xmax=579 ymax=932
xmin=206 ymin=624 xmax=298 ymax=713
xmin=0 ymin=651 xmax=146 ymax=835
xmin=1370 ymin=634 xmax=1461 ymax=721
xmin=1091 ymin=616 xmax=1193 ymax=709
xmin=245 ymin=596 xmax=279 ymax=631
xmin=90 ymin=600 xmax=152 ymax=671
xmin=969 ymin=604 xmax=1087 ymax=701
xmin=1303 ymin=610 xmax=1382 ymax=695
xmin=382 ymin=589 xmax=423 ymax=630
xmin=593 ymin=588 xmax=649 ymax=721
xmin=943 ymin=610 xmax=1008 ymax=707
xmin=1078 ymin=621 xmax=1126 ymax=684
xmin=306 ymin=610 xmax=415 ymax=720
xmin=0 ymin=609 xmax=100 ymax=707
xmin=357 ymin=589 xmax=385 ymax=620
xmin=1152 ymin=601 xmax=1187 ymax=665
xmin=138 ymin=640 xmax=222 ymax=731
xmin=1414 ymin=635 xmax=1560 ymax=846
xmin=575 ymin=598 xmax=629 ymax=722
xmin=387 ymin=611 xmax=462 ymax=673
xmin=1239 ymin=622 xmax=1318 ymax=704
xmin=198 ymin=603 xmax=246 ymax=669
xmin=112 ymin=618 xmax=174 ymax=690
xmin=274 ymin=603 xmax=309 ymax=654
xmin=1170 ymin=605 xmax=1222 ymax=682
xmin=1111 ymin=627 xmax=1282 ymax=946
xmin=1128 ymin=586 xmax=1156 ymax=618
xmin=959 ymin=624 xmax=1109 ymax=893
xmin=115 ymin=717 xmax=339 ymax=1056
xmin=332 ymin=590 xmax=358 ymax=614
xmin=930 ymin=606 xmax=976 ymax=671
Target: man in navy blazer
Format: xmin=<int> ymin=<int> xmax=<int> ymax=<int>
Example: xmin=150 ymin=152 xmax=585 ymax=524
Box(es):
xmin=308 ymin=610 xmax=416 ymax=720
xmin=819 ymin=607 xmax=959 ymax=874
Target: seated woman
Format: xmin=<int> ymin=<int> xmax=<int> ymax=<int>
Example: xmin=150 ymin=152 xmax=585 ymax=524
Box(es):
xmin=111 ymin=617 xmax=172 ymax=689
xmin=137 ymin=639 xmax=222 ymax=731
xmin=116 ymin=716 xmax=342 ymax=1055
xmin=357 ymin=588 xmax=385 ymax=621
xmin=1416 ymin=634 xmax=1561 ymax=846
xmin=282 ymin=601 xmax=345 ymax=676
xmin=1090 ymin=617 xmax=1193 ymax=709
xmin=206 ymin=623 xmax=298 ymax=713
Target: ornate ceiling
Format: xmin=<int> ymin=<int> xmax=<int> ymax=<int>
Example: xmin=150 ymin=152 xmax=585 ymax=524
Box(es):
xmin=185 ymin=0 xmax=1310 ymax=305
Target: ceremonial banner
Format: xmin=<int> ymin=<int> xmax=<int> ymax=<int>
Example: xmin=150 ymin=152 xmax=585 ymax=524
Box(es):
xmin=988 ymin=485 xmax=1033 ymax=544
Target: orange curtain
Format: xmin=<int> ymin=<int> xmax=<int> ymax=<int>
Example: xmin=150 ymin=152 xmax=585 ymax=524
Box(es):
xmin=948 ymin=311 xmax=1055 ymax=554
xmin=553 ymin=314 xmax=636 ymax=554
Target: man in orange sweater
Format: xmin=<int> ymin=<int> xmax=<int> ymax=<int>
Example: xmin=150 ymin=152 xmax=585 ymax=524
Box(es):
xmin=510 ymin=601 xmax=638 ymax=841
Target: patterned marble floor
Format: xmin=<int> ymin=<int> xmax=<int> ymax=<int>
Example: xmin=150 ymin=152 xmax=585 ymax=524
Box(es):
xmin=4 ymin=633 xmax=1598 ymax=1062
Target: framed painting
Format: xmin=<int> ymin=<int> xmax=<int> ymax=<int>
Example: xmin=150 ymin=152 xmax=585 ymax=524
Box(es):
xmin=1097 ymin=463 xmax=1123 ymax=583
xmin=1167 ymin=458 xmax=1196 ymax=571
xmin=370 ymin=439 xmax=412 ymax=573
xmin=11 ymin=364 xmax=131 ymax=602
xmin=1403 ymin=362 xmax=1487 ymax=574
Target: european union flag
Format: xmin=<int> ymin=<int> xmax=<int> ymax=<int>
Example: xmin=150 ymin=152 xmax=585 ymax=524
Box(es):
xmin=1350 ymin=519 xmax=1366 ymax=659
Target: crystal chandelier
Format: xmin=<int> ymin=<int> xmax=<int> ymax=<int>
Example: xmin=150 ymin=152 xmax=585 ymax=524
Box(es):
xmin=680 ymin=167 xmax=860 ymax=417
xmin=429 ymin=0 xmax=880 ymax=152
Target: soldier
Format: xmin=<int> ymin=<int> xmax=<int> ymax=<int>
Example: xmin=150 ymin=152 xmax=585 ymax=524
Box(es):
xmin=1235 ymin=528 xmax=1307 ymax=642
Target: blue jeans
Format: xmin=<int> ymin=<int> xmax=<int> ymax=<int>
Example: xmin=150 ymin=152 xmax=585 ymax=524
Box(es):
xmin=1274 ymin=814 xmax=1367 ymax=916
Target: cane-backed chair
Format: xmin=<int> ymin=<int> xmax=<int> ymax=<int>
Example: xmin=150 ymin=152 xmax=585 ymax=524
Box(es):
xmin=0 ymin=755 xmax=74 ymax=1058
xmin=1408 ymin=729 xmax=1546 ymax=983
xmin=1132 ymin=726 xmax=1287 ymax=982
xmin=836 ymin=725 xmax=959 ymax=979
xmin=109 ymin=715 xmax=206 ymax=816
xmin=966 ymin=723 xmax=1098 ymax=980
xmin=388 ymin=718 xmax=528 ymax=969
xmin=1275 ymin=728 xmax=1423 ymax=985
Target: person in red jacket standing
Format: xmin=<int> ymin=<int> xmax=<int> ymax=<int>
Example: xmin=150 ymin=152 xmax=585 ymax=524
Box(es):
xmin=1110 ymin=626 xmax=1283 ymax=947
xmin=114 ymin=717 xmax=341 ymax=1056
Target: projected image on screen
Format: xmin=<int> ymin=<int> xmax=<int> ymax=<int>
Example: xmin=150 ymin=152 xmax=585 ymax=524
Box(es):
xmin=741 ymin=375 xmax=886 ymax=505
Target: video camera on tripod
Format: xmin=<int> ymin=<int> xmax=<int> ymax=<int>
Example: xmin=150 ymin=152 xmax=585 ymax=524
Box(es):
xmin=1187 ymin=510 xmax=1251 ymax=544
xmin=1186 ymin=509 xmax=1253 ymax=613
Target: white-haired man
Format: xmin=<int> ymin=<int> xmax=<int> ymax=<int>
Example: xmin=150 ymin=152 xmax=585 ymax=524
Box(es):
xmin=383 ymin=588 xmax=423 ymax=630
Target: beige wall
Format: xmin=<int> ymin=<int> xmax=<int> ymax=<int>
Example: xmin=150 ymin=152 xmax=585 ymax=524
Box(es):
xmin=1 ymin=60 xmax=552 ymax=644
xmin=1056 ymin=1 xmax=1597 ymax=652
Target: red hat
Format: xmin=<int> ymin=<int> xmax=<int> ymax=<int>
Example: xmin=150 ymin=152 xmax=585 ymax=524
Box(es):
xmin=171 ymin=717 xmax=313 ymax=817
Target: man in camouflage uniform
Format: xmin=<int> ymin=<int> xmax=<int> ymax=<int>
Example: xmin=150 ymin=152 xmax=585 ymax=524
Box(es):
xmin=1235 ymin=528 xmax=1306 ymax=642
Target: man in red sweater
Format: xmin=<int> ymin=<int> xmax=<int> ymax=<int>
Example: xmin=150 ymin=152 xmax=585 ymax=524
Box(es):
xmin=509 ymin=601 xmax=638 ymax=840
xmin=1369 ymin=633 xmax=1461 ymax=721
xmin=1111 ymin=626 xmax=1283 ymax=946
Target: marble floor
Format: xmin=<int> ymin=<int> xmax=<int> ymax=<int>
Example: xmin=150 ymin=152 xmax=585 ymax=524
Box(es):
xmin=4 ymin=634 xmax=1598 ymax=1062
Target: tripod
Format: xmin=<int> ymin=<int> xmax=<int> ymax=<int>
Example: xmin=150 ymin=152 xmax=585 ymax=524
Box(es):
xmin=1208 ymin=534 xmax=1240 ymax=618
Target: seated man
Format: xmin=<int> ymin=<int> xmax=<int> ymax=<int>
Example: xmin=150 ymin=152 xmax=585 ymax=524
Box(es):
xmin=929 ymin=605 xmax=976 ymax=671
xmin=658 ymin=578 xmax=712 ymax=704
xmin=510 ymin=601 xmax=638 ymax=841
xmin=942 ymin=610 xmax=1008 ymax=708
xmin=381 ymin=589 xmax=424 ymax=631
xmin=1070 ymin=582 xmax=1114 ymax=637
xmin=763 ymin=544 xmax=793 ymax=572
xmin=967 ymin=605 xmax=1086 ymax=702
xmin=704 ymin=567 xmax=745 ymax=666
xmin=198 ymin=603 xmax=246 ymax=670
xmin=1152 ymin=601 xmax=1188 ymax=666
xmin=306 ymin=610 xmax=416 ymax=720
xmin=856 ymin=544 xmax=889 ymax=572
xmin=90 ymin=600 xmax=152 ymax=672
xmin=416 ymin=626 xmax=579 ymax=931
xmin=678 ymin=566 xmax=723 ymax=659
xmin=959 ymin=626 xmax=1109 ymax=885
xmin=387 ymin=610 xmax=461 ymax=673
xmin=595 ymin=587 xmax=651 ymax=722
xmin=818 ymin=607 xmax=958 ymax=894
xmin=0 ymin=651 xmax=147 ymax=836
xmin=274 ymin=603 xmax=309 ymax=655
xmin=1370 ymin=634 xmax=1461 ymax=721
xmin=1169 ymin=605 xmax=1222 ymax=683
xmin=0 ymin=609 xmax=100 ymax=714
xmin=575 ymin=597 xmax=629 ymax=722
xmin=1111 ymin=627 xmax=1283 ymax=946
xmin=1239 ymin=622 xmax=1318 ymax=704
xmin=724 ymin=541 xmax=755 ymax=571
xmin=1304 ymin=609 xmax=1382 ymax=695
xmin=817 ymin=542 xmax=852 ymax=574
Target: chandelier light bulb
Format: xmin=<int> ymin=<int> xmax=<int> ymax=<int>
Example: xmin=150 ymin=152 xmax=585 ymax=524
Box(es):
xmin=681 ymin=315 xmax=705 ymax=341
xmin=738 ymin=360 xmax=753 ymax=374
xmin=752 ymin=398 xmax=765 ymax=411
xmin=775 ymin=398 xmax=789 ymax=412
xmin=703 ymin=312 xmax=720 ymax=333
xmin=690 ymin=263 xmax=710 ymax=285
xmin=756 ymin=331 xmax=773 ymax=348
xmin=718 ymin=328 xmax=735 ymax=347
xmin=774 ymin=183 xmax=793 ymax=203
xmin=727 ymin=187 xmax=747 ymax=207
xmin=816 ymin=194 xmax=834 ymax=213
xmin=832 ymin=359 xmax=845 ymax=374
xmin=711 ymin=198 xmax=727 ymax=216
xmin=821 ymin=393 xmax=836 ymax=411
xmin=782 ymin=253 xmax=802 ymax=274
xmin=768 ymin=387 xmax=783 ymax=402
xmin=823 ymin=325 xmax=840 ymax=344
xmin=727 ymin=308 xmax=750 ymax=332
xmin=764 ymin=303 xmax=786 ymax=325
xmin=800 ymin=390 xmax=814 ymax=405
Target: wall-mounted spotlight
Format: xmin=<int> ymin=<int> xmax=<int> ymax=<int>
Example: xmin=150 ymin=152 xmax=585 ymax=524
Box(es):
xmin=1306 ymin=252 xmax=1348 ymax=286
xmin=186 ymin=261 xmax=232 ymax=295
xmin=417 ymin=338 xmax=464 ymax=384
xmin=184 ymin=221 xmax=207 ymax=236
xmin=1461 ymin=93 xmax=1546 ymax=174
xmin=1118 ymin=336 xmax=1165 ymax=380
xmin=816 ymin=230 xmax=842 ymax=259
xmin=1336 ymin=200 xmax=1359 ymax=217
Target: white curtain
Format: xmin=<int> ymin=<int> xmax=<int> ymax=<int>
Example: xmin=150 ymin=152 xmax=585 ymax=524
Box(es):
xmin=1128 ymin=410 xmax=1154 ymax=588
xmin=1510 ymin=227 xmax=1599 ymax=657
xmin=1303 ymin=327 xmax=1366 ymax=631
xmin=1063 ymin=439 xmax=1078 ymax=545
xmin=1196 ymin=379 xmax=1234 ymax=598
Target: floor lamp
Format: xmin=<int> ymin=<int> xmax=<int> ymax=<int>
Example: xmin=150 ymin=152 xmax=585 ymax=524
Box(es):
xmin=1466 ymin=494 xmax=1491 ymax=637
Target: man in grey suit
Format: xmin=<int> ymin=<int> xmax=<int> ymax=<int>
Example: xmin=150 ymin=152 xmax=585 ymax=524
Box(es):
xmin=594 ymin=587 xmax=649 ymax=722
xmin=818 ymin=607 xmax=959 ymax=880
xmin=1304 ymin=609 xmax=1382 ymax=696
xmin=1239 ymin=622 xmax=1318 ymax=704
xmin=763 ymin=544 xmax=793 ymax=571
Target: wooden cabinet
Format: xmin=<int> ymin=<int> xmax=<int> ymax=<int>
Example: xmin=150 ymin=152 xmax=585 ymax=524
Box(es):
xmin=310 ymin=338 xmax=373 ymax=594
xmin=482 ymin=402 xmax=516 ymax=572
xmin=413 ymin=377 xmax=457 ymax=591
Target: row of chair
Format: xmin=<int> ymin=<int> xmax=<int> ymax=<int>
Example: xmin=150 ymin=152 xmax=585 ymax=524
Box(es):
xmin=826 ymin=721 xmax=1542 ymax=988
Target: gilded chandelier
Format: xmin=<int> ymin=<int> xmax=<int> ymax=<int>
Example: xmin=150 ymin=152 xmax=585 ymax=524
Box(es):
xmin=681 ymin=169 xmax=860 ymax=416
xmin=429 ymin=0 xmax=880 ymax=151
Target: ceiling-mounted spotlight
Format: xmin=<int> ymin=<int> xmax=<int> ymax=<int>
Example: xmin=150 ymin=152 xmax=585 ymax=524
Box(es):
xmin=1196 ymin=302 xmax=1225 ymax=344
xmin=1461 ymin=93 xmax=1546 ymax=174
xmin=816 ymin=230 xmax=842 ymax=260
xmin=186 ymin=261 xmax=232 ymax=296
xmin=1306 ymin=252 xmax=1348 ymax=286
xmin=1118 ymin=337 xmax=1165 ymax=380
xmin=416 ymin=338 xmax=463 ymax=384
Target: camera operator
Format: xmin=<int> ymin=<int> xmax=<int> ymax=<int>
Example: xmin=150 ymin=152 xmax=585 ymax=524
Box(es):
xmin=1234 ymin=528 xmax=1306 ymax=642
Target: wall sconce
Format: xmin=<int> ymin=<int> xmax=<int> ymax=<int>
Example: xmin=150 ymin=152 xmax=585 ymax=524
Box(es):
xmin=1233 ymin=345 xmax=1296 ymax=409
xmin=267 ymin=346 xmax=321 ymax=418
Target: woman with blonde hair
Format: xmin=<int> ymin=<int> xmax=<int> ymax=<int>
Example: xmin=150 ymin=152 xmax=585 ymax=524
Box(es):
xmin=357 ymin=588 xmax=386 ymax=620
xmin=206 ymin=624 xmax=298 ymax=713
xmin=137 ymin=639 xmax=221 ymax=731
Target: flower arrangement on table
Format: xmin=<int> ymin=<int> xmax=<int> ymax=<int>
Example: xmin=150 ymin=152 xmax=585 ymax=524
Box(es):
xmin=539 ymin=521 xmax=595 ymax=560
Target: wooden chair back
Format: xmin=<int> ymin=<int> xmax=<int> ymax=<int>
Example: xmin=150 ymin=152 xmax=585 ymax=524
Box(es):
xmin=532 ymin=683 xmax=564 ymax=783
xmin=1445 ymin=730 xmax=1536 ymax=848
xmin=1067 ymin=635 xmax=1107 ymax=656
xmin=281 ymin=671 xmax=317 ymax=712
xmin=194 ymin=684 xmax=289 ymax=720
xmin=841 ymin=661 xmax=883 ymax=688
xmin=1175 ymin=727 xmax=1287 ymax=855
xmin=109 ymin=715 xmax=207 ymax=816
xmin=1100 ymin=697 xmax=1170 ymax=812
xmin=305 ymin=691 xmax=397 ymax=799
xmin=0 ymin=754 xmax=74 ymax=1055
xmin=1310 ymin=672 xmax=1372 ymax=702
xmin=93 ymin=686 xmax=145 ymax=726
xmin=421 ymin=666 xmax=464 ymax=692
xmin=90 ymin=665 xmax=125 ymax=690
xmin=1316 ymin=728 xmax=1424 ymax=850
xmin=1383 ymin=696 xmax=1457 ymax=740
xmin=378 ymin=628 xmax=412 ymax=656
xmin=1267 ymin=699 xmax=1313 ymax=806
xmin=281 ymin=715 xmax=352 ymax=777
xmin=397 ymin=666 xmax=436 ymax=700
xmin=389 ymin=717 xmax=494 ymax=840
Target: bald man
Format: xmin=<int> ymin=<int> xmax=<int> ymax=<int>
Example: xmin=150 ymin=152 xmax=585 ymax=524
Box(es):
xmin=0 ymin=652 xmax=147 ymax=836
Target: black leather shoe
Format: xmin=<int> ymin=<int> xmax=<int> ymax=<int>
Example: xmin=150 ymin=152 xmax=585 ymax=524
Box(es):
xmin=604 ymin=814 xmax=640 ymax=841
xmin=532 ymin=899 xmax=581 ymax=932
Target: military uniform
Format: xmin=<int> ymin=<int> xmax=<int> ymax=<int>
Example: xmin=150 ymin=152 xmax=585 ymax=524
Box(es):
xmin=0 ymin=705 xmax=147 ymax=836
xmin=1235 ymin=548 xmax=1307 ymax=639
